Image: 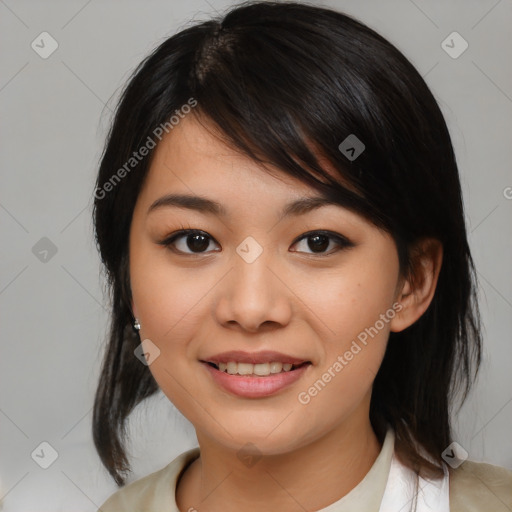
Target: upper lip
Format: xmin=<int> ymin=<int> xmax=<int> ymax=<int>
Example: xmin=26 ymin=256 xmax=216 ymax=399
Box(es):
xmin=201 ymin=350 xmax=310 ymax=365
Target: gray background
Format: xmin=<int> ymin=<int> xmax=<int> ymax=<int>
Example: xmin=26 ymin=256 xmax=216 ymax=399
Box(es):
xmin=1 ymin=0 xmax=511 ymax=510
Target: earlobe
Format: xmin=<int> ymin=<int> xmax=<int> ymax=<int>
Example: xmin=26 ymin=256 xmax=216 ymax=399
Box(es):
xmin=390 ymin=238 xmax=443 ymax=333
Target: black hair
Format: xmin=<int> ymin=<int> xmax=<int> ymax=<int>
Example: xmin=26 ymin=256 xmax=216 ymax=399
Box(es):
xmin=92 ymin=0 xmax=482 ymax=486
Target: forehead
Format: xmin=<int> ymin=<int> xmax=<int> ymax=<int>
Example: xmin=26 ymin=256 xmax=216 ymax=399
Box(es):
xmin=143 ymin=113 xmax=359 ymax=202
xmin=144 ymin=115 xmax=313 ymax=195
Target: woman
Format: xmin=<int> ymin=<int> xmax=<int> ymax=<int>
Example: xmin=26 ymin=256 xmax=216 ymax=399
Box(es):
xmin=92 ymin=2 xmax=512 ymax=510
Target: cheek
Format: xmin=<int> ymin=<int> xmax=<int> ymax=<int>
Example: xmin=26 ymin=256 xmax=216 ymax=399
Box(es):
xmin=301 ymin=255 xmax=398 ymax=347
xmin=293 ymin=268 xmax=393 ymax=428
xmin=130 ymin=246 xmax=212 ymax=341
xmin=129 ymin=248 xmax=211 ymax=412
xmin=294 ymin=251 xmax=398 ymax=410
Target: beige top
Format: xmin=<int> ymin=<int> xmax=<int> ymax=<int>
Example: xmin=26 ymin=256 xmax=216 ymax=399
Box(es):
xmin=97 ymin=429 xmax=512 ymax=512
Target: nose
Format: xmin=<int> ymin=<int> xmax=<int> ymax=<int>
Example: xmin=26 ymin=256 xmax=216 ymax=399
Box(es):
xmin=214 ymin=248 xmax=292 ymax=333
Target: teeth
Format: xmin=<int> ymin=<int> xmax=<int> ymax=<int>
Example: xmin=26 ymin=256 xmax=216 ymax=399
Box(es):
xmin=216 ymin=361 xmax=296 ymax=376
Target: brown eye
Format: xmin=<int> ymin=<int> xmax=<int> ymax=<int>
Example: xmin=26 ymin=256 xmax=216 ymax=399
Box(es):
xmin=291 ymin=231 xmax=354 ymax=256
xmin=159 ymin=230 xmax=220 ymax=255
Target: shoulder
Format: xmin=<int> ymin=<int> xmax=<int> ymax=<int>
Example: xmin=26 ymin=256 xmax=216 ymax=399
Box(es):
xmin=97 ymin=447 xmax=200 ymax=512
xmin=449 ymin=460 xmax=512 ymax=512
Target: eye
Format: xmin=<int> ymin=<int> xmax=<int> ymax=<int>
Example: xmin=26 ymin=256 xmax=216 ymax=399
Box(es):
xmin=158 ymin=229 xmax=354 ymax=257
xmin=158 ymin=229 xmax=220 ymax=255
xmin=290 ymin=230 xmax=354 ymax=256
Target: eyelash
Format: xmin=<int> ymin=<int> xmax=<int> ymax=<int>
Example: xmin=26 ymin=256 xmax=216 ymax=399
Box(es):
xmin=157 ymin=229 xmax=354 ymax=257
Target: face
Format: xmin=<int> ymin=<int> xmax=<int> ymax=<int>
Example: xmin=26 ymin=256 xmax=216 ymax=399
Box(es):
xmin=129 ymin=114 xmax=404 ymax=456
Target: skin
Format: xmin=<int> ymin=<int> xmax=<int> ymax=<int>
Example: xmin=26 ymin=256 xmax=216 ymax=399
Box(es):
xmin=129 ymin=114 xmax=443 ymax=512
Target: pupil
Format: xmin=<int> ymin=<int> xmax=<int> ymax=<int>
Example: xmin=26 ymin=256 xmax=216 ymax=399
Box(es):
xmin=188 ymin=234 xmax=209 ymax=252
xmin=308 ymin=234 xmax=329 ymax=252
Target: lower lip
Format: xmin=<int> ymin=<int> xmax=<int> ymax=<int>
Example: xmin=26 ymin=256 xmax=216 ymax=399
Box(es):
xmin=201 ymin=362 xmax=311 ymax=398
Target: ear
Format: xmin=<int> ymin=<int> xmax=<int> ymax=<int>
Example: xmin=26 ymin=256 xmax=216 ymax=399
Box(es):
xmin=390 ymin=238 xmax=443 ymax=333
xmin=131 ymin=301 xmax=137 ymax=318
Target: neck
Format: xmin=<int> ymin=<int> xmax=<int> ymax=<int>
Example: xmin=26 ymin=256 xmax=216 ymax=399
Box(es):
xmin=176 ymin=417 xmax=382 ymax=512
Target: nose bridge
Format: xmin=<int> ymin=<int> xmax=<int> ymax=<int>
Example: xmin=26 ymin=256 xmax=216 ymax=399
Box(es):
xmin=234 ymin=240 xmax=272 ymax=293
xmin=215 ymin=235 xmax=291 ymax=331
xmin=232 ymin=236 xmax=276 ymax=306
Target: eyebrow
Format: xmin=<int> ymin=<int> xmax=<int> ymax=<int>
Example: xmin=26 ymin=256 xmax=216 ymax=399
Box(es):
xmin=147 ymin=193 xmax=339 ymax=220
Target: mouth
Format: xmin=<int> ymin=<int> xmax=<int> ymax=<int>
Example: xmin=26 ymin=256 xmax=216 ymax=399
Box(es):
xmin=202 ymin=360 xmax=311 ymax=377
xmin=200 ymin=359 xmax=312 ymax=398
